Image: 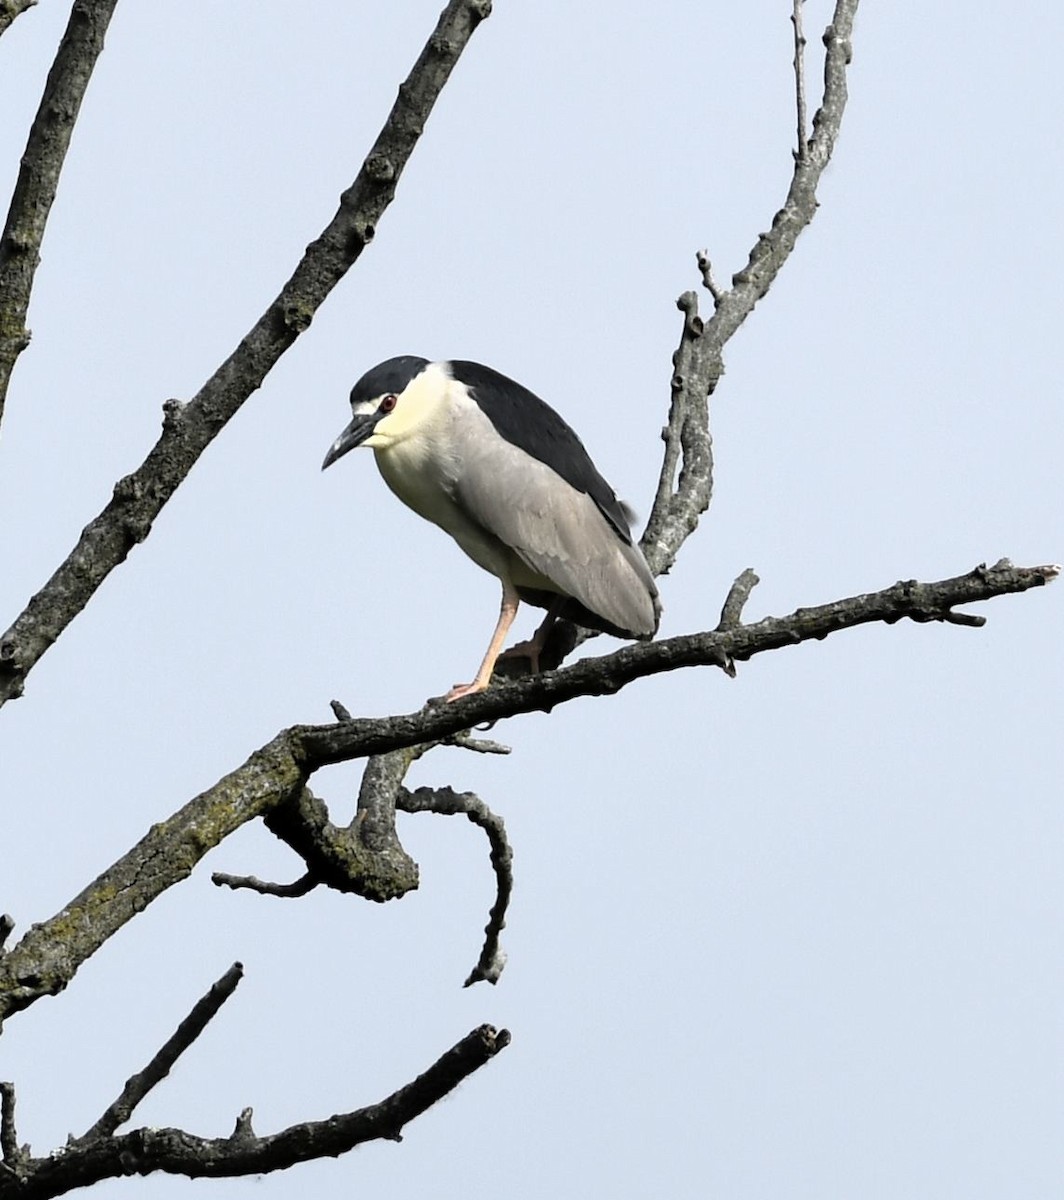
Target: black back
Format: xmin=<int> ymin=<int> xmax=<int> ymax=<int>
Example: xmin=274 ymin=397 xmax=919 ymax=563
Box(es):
xmin=450 ymin=360 xmax=634 ymax=544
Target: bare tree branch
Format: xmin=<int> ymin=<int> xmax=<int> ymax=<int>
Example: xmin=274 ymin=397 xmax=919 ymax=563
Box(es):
xmin=642 ymin=0 xmax=859 ymax=582
xmin=0 ymin=557 xmax=1052 ymax=1026
xmin=305 ymin=560 xmax=1055 ymax=767
xmin=521 ymin=1 xmax=858 ymax=685
xmin=0 ymin=0 xmax=120 ymax=428
xmin=0 ymin=0 xmax=38 ymax=41
xmin=398 ymin=786 xmax=514 ymax=986
xmin=75 ymin=964 xmax=244 ymax=1144
xmin=444 ymin=731 xmax=512 ymax=755
xmin=0 ymin=0 xmax=492 ymax=708
xmin=2 ymin=1025 xmax=510 ymax=1198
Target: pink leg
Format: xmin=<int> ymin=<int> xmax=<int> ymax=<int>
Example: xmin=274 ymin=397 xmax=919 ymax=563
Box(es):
xmin=444 ymin=583 xmax=522 ymax=702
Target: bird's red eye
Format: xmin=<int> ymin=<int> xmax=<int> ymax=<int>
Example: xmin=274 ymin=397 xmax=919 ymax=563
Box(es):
xmin=379 ymin=393 xmax=397 ymax=414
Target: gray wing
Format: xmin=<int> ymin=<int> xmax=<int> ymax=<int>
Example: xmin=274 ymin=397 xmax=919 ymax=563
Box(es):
xmin=453 ymin=413 xmax=660 ymax=638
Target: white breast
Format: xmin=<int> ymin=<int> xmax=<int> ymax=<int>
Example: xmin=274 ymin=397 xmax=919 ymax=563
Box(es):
xmin=373 ymin=416 xmax=522 ymax=583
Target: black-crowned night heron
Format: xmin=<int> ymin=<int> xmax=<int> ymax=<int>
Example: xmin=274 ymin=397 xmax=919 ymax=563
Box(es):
xmin=323 ymin=357 xmax=661 ymax=701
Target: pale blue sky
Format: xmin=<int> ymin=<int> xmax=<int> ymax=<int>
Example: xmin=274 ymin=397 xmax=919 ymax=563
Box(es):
xmin=0 ymin=3 xmax=1060 ymax=1198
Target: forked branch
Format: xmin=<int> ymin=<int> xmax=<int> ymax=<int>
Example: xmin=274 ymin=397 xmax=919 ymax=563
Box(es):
xmin=75 ymin=964 xmax=245 ymax=1144
xmin=1 ymin=1025 xmax=509 ymax=1198
xmin=641 ymin=0 xmax=859 ymax=583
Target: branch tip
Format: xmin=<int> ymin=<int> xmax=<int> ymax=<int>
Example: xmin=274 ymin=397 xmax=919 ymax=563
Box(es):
xmin=940 ymin=610 xmax=986 ymax=628
xmin=444 ymin=730 xmax=512 ymax=755
xmin=229 ymin=1107 xmax=256 ymax=1143
xmin=717 ymin=568 xmax=761 ymax=631
xmin=696 ymin=249 xmax=724 ymax=305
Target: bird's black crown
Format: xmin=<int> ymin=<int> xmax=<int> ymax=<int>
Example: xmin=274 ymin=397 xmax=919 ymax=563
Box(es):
xmin=350 ymin=356 xmax=429 ymax=407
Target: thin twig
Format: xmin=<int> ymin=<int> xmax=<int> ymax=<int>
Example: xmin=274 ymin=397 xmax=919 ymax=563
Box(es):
xmin=398 ymin=787 xmax=513 ymax=986
xmin=76 ymin=964 xmax=244 ymax=1143
xmin=211 ymin=872 xmax=318 ymax=898
xmin=792 ymin=0 xmax=809 ymax=158
xmin=0 ymin=0 xmax=492 ymax=707
xmin=0 ymin=1082 xmax=18 ymax=1165
xmin=443 ymin=731 xmax=512 ymax=755
xmin=696 ymin=248 xmax=724 ymax=305
xmin=0 ymin=915 xmax=13 ymax=953
xmin=717 ymin=569 xmax=761 ymax=630
xmin=0 ymin=0 xmax=121 ymax=428
xmin=712 ymin=568 xmax=762 ymax=676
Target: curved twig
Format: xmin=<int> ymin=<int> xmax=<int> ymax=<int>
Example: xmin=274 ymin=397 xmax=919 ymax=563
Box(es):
xmin=0 ymin=0 xmax=492 ymax=707
xmin=398 ymin=786 xmax=514 ymax=986
xmin=211 ymin=872 xmax=318 ymax=899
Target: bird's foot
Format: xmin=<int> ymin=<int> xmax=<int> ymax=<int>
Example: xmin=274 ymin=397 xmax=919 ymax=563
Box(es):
xmin=441 ymin=678 xmax=490 ymax=704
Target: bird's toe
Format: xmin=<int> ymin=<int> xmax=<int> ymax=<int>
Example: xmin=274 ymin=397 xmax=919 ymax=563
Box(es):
xmin=442 ymin=679 xmax=488 ymax=703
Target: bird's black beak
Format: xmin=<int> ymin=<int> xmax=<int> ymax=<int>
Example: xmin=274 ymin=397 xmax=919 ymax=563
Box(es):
xmin=321 ymin=412 xmax=377 ymax=470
